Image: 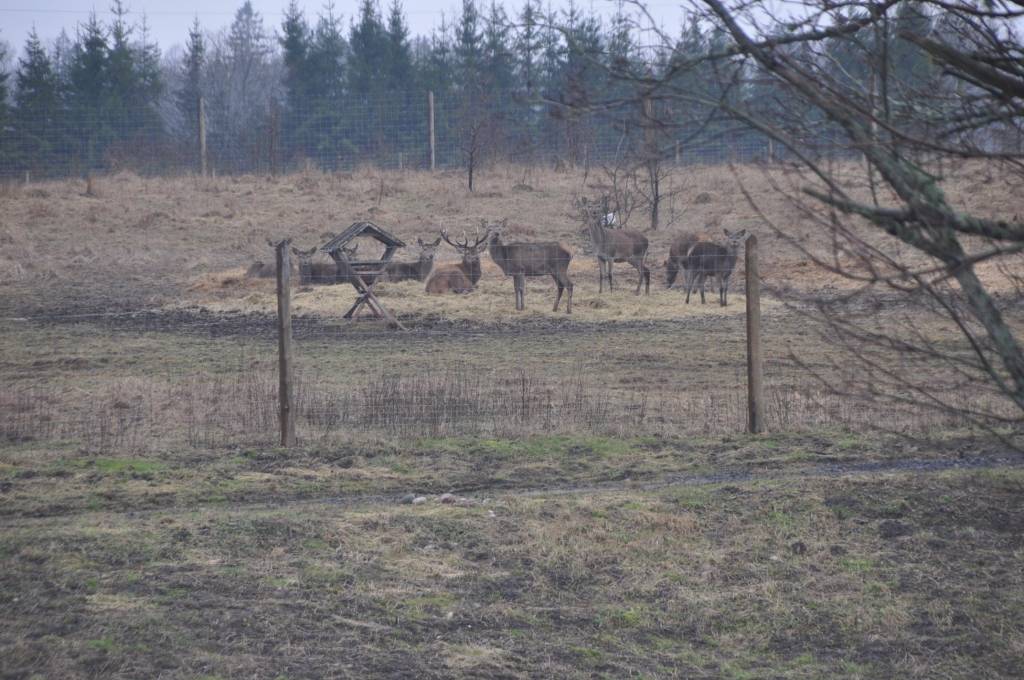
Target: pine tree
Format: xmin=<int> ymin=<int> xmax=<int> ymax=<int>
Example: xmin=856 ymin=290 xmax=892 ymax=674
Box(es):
xmin=348 ymin=0 xmax=386 ymax=96
xmin=309 ymin=3 xmax=347 ymax=105
xmin=482 ymin=1 xmax=514 ymax=91
xmin=226 ymin=0 xmax=271 ymax=116
xmin=536 ymin=6 xmax=564 ymax=99
xmin=178 ymin=17 xmax=205 ymax=138
xmin=15 ymin=30 xmax=62 ymax=170
xmin=0 ymin=39 xmax=10 ymax=130
xmin=106 ymin=0 xmax=136 ymax=127
xmin=385 ymin=0 xmax=413 ymax=91
xmin=280 ymin=1 xmax=310 ymax=105
xmin=514 ymin=0 xmax=541 ymax=96
xmin=51 ymin=29 xmax=73 ymax=94
xmin=420 ymin=16 xmax=454 ymax=96
xmin=455 ymin=0 xmax=483 ymax=89
xmin=890 ymin=1 xmax=934 ymax=92
xmin=68 ymin=13 xmax=110 ymax=166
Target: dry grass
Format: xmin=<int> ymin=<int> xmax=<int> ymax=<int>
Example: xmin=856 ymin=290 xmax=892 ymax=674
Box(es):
xmin=188 ymin=261 xmax=775 ymax=323
xmin=1 ymin=162 xmax=1020 ymax=314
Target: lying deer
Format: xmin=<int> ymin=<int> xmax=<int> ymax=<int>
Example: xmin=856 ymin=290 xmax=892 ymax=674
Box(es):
xmin=487 ymin=219 xmax=574 ymax=313
xmin=578 ymin=197 xmax=650 ymax=295
xmin=684 ymin=229 xmax=747 ymax=306
xmin=385 ymin=237 xmax=441 ymax=283
xmin=424 ymin=230 xmax=489 ymax=294
xmin=665 ymin=232 xmax=701 ymax=289
xmin=291 ymin=243 xmax=358 ymax=286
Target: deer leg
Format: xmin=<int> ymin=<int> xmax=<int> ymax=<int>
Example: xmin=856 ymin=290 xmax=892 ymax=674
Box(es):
xmin=514 ymin=273 xmax=525 ymax=311
xmin=684 ymin=270 xmax=695 ymax=304
xmin=666 ymin=259 xmax=678 ymax=288
xmin=607 ymin=262 xmax=614 ymax=292
xmin=557 ymin=274 xmax=573 ymax=313
xmin=553 ymin=276 xmax=563 ymax=312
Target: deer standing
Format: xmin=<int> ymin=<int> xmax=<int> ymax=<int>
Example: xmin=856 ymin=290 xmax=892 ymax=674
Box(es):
xmin=684 ymin=229 xmax=747 ymax=306
xmin=665 ymin=233 xmax=700 ymax=288
xmin=385 ymin=237 xmax=441 ymax=282
xmin=577 ymin=196 xmax=650 ymax=295
xmin=486 ymin=219 xmax=574 ymax=313
xmin=291 ymin=243 xmax=357 ymax=286
xmin=424 ymin=230 xmax=489 ymax=294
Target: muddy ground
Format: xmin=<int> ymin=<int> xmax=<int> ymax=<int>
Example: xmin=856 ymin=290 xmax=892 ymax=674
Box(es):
xmin=2 ymin=435 xmax=1023 ymax=678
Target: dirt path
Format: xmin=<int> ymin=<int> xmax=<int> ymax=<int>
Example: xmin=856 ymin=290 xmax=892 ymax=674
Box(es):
xmin=4 ymin=452 xmax=1020 ymax=526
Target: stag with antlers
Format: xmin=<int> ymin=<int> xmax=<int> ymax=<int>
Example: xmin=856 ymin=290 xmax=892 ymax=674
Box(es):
xmin=486 ymin=219 xmax=574 ymax=313
xmin=424 ymin=229 xmax=489 ymax=294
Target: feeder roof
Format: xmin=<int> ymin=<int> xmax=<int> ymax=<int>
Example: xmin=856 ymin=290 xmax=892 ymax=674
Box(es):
xmin=320 ymin=221 xmax=406 ymax=253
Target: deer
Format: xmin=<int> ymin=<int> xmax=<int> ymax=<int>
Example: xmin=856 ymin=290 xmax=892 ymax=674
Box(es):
xmin=665 ymin=232 xmax=701 ymax=289
xmin=291 ymin=243 xmax=358 ymax=286
xmin=424 ymin=229 xmax=489 ymax=294
xmin=684 ymin=229 xmax=748 ymax=306
xmin=385 ymin=237 xmax=441 ymax=283
xmin=486 ymin=219 xmax=574 ymax=313
xmin=577 ymin=196 xmax=651 ymax=295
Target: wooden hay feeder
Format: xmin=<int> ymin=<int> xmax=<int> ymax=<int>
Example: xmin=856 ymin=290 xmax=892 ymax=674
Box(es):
xmin=320 ymin=221 xmax=406 ymax=330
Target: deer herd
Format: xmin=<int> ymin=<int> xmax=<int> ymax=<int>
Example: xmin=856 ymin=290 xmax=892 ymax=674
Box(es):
xmin=255 ymin=196 xmax=749 ymax=315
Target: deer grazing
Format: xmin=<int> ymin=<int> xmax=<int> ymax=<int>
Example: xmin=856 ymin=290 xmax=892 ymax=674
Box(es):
xmin=684 ymin=229 xmax=747 ymax=306
xmin=424 ymin=229 xmax=489 ymax=294
xmin=665 ymin=233 xmax=701 ymax=288
xmin=385 ymin=237 xmax=441 ymax=283
xmin=291 ymin=243 xmax=358 ymax=286
xmin=577 ymin=196 xmax=650 ymax=295
xmin=486 ymin=219 xmax=574 ymax=313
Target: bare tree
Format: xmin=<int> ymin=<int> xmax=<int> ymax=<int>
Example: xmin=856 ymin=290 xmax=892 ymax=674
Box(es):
xmin=458 ymin=94 xmax=501 ymax=192
xmin=615 ymin=0 xmax=1024 ymax=424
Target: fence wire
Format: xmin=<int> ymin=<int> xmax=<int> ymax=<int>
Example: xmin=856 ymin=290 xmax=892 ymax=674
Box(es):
xmin=0 ymin=89 xmax=781 ymax=179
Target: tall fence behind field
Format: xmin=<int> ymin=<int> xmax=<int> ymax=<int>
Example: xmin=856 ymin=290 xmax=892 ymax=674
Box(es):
xmin=0 ymin=89 xmax=782 ymax=180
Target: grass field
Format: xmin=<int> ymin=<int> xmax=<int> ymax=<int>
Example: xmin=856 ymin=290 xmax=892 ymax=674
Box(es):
xmin=2 ymin=163 xmax=1023 ymax=677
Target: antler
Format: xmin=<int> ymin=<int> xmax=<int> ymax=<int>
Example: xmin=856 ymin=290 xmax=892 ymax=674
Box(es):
xmin=440 ymin=229 xmax=470 ymax=251
xmin=470 ymin=225 xmax=489 ymax=249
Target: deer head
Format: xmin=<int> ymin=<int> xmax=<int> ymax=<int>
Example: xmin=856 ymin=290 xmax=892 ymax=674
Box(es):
xmin=416 ymin=236 xmax=442 ymax=261
xmin=723 ymin=229 xmax=748 ymax=253
xmin=290 ymin=246 xmax=318 ymax=284
xmin=483 ymin=218 xmax=509 ymax=245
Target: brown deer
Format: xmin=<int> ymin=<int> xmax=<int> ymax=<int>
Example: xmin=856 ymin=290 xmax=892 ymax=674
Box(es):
xmin=665 ymin=233 xmax=701 ymax=289
xmin=424 ymin=230 xmax=489 ymax=294
xmin=577 ymin=196 xmax=650 ymax=295
xmin=385 ymin=237 xmax=441 ymax=283
xmin=684 ymin=229 xmax=747 ymax=306
xmin=291 ymin=243 xmax=358 ymax=285
xmin=486 ymin=219 xmax=574 ymax=313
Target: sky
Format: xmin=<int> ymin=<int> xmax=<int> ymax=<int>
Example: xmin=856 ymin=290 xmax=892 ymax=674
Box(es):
xmin=0 ymin=0 xmax=694 ymax=57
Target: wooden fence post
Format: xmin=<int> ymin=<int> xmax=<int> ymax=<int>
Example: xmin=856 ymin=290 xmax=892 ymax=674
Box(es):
xmin=745 ymin=234 xmax=765 ymax=433
xmin=273 ymin=239 xmax=296 ymax=447
xmin=197 ymin=96 xmax=208 ymax=177
xmin=269 ymin=99 xmax=280 ymax=177
xmin=428 ymin=90 xmax=436 ymax=171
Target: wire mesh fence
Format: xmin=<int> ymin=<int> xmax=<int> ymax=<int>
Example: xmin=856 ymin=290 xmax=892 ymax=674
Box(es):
xmin=0 ymin=88 xmax=781 ymax=179
xmin=0 ymin=327 xmax=991 ymax=450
